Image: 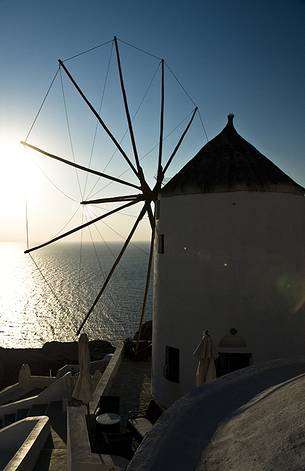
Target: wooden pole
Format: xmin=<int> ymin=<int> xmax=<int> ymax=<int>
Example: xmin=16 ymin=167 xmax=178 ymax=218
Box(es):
xmin=81 ymin=194 xmax=142 ymax=204
xmin=135 ymin=212 xmax=155 ymax=353
xmin=24 ymin=199 xmax=141 ymax=254
xmin=58 ymin=59 xmax=139 ymax=179
xmin=162 ymin=107 xmax=198 ymax=176
xmin=21 ymin=141 xmax=141 ymax=190
xmin=157 ymin=59 xmax=165 ymax=183
xmin=146 ymin=202 xmax=155 ymax=231
xmin=77 ymin=204 xmax=148 ymax=334
xmin=114 ymin=37 xmax=142 ymax=178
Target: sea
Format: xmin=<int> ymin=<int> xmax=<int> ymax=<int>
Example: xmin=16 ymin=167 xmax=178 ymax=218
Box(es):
xmin=0 ymin=241 xmax=152 ymax=349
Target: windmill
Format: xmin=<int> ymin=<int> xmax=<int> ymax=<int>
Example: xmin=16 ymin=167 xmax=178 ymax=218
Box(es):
xmin=21 ymin=36 xmax=205 ymax=345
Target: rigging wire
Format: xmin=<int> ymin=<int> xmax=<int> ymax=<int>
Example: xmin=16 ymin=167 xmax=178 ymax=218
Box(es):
xmin=89 ymin=108 xmax=195 ymax=198
xmin=30 ymin=158 xmax=79 ymax=203
xmin=85 ymin=214 xmax=117 ymax=307
xmin=85 ymin=60 xmax=161 ymax=200
xmin=118 ymin=37 xmax=162 ymax=61
xmin=53 ymin=205 xmax=81 ymax=238
xmin=165 ymin=62 xmax=209 ymax=142
xmin=25 ymin=67 xmax=60 ymax=143
xmin=197 ymin=109 xmax=209 ymax=142
xmin=62 ymin=39 xmax=113 ymax=62
xmin=78 ymin=209 xmax=84 ymax=305
xmin=102 ymin=61 xmax=161 ymax=174
xmin=25 ymin=201 xmax=29 ymax=251
xmin=101 ymin=219 xmax=149 ymax=255
xmin=87 ymin=206 xmax=149 ymax=255
xmin=28 ymin=253 xmax=75 ymax=332
xmin=83 ymin=41 xmax=114 ymax=199
xmin=87 ymin=209 xmax=129 ymax=270
xmin=91 ymin=204 xmax=149 ymax=220
xmin=59 ymin=68 xmax=84 ymax=201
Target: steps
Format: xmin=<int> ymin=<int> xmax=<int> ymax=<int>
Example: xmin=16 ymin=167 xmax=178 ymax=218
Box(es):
xmin=0 ymin=400 xmax=67 ymax=470
xmin=4 ymin=413 xmax=15 ymax=426
xmin=27 ymin=403 xmax=48 ymax=416
xmin=33 ymin=401 xmax=67 ymax=470
xmin=16 ymin=408 xmax=29 ymax=420
xmin=0 ymin=402 xmax=61 ymax=429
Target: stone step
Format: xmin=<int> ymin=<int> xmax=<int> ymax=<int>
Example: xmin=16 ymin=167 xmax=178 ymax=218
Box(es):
xmin=27 ymin=403 xmax=47 ymax=417
xmin=16 ymin=408 xmax=29 ymax=420
xmin=45 ymin=402 xmax=66 ymax=450
xmin=33 ymin=448 xmax=66 ymax=471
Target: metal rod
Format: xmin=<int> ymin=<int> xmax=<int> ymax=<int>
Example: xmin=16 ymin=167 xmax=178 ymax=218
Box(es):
xmin=58 ymin=59 xmax=140 ymax=179
xmin=157 ymin=59 xmax=165 ymax=182
xmin=24 ymin=199 xmax=141 ymax=254
xmin=162 ymin=107 xmax=198 ymax=176
xmin=81 ymin=194 xmax=143 ymax=204
xmin=135 ymin=211 xmax=155 ymax=353
xmin=114 ymin=36 xmax=142 ymax=176
xmin=21 ymin=141 xmax=141 ymax=190
xmin=77 ymin=204 xmax=147 ymax=334
xmin=146 ymin=202 xmax=155 ymax=231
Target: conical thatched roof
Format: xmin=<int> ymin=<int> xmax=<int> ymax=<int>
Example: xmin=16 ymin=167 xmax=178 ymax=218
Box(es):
xmin=162 ymin=115 xmax=305 ymax=196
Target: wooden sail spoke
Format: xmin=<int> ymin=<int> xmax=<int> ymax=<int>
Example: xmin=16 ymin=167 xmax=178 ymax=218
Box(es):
xmin=135 ymin=211 xmax=155 ymax=352
xmin=162 ymin=107 xmax=198 ymax=177
xmin=114 ymin=36 xmax=142 ymax=178
xmin=24 ymin=199 xmax=141 ymax=254
xmin=157 ymin=59 xmax=165 ymax=184
xmin=146 ymin=202 xmax=155 ymax=231
xmin=58 ymin=59 xmax=140 ymax=179
xmin=81 ymin=194 xmax=143 ymax=205
xmin=21 ymin=141 xmax=141 ymax=190
xmin=77 ymin=203 xmax=148 ymax=334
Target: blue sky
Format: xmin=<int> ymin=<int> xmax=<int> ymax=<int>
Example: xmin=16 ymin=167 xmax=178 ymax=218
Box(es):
xmin=0 ymin=0 xmax=304 ymax=243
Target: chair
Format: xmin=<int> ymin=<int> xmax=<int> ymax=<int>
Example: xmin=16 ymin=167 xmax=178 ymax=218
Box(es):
xmin=101 ymin=431 xmax=133 ymax=459
xmin=127 ymin=400 xmax=163 ymax=442
xmin=95 ymin=395 xmax=120 ymax=415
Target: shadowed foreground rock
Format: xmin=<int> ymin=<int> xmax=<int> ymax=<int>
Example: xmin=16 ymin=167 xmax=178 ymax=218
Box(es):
xmin=0 ymin=339 xmax=115 ymax=389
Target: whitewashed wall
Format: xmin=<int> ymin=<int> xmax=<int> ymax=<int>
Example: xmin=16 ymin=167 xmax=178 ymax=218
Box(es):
xmin=152 ymin=191 xmax=305 ymax=407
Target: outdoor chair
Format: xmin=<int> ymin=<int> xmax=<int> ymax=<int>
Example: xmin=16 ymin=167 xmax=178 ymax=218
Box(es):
xmin=101 ymin=431 xmax=133 ymax=459
xmin=127 ymin=399 xmax=163 ymax=442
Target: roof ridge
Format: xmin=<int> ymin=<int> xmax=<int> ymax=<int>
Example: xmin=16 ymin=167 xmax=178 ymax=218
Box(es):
xmin=162 ymin=117 xmax=305 ymax=196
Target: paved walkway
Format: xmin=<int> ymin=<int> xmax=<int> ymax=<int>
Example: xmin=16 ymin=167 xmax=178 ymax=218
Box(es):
xmin=33 ymin=401 xmax=67 ymax=471
xmin=109 ymin=357 xmax=152 ymax=426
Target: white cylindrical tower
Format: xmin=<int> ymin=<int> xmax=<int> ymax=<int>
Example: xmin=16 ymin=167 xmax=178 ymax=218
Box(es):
xmin=152 ymin=115 xmax=305 ymax=408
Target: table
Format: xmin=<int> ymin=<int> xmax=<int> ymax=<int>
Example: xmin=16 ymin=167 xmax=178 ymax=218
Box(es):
xmin=96 ymin=412 xmax=121 ymax=433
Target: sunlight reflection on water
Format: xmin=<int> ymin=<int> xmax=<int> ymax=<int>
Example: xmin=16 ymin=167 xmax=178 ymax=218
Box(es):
xmin=0 ymin=242 xmax=151 ymax=348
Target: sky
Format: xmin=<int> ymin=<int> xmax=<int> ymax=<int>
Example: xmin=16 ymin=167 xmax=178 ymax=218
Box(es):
xmin=0 ymin=0 xmax=304 ymax=246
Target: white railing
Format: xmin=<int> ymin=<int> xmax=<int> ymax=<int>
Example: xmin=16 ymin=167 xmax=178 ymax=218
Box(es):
xmin=0 ymin=416 xmax=50 ymax=471
xmin=0 ymin=376 xmax=55 ymax=406
xmin=0 ymin=372 xmax=73 ymax=421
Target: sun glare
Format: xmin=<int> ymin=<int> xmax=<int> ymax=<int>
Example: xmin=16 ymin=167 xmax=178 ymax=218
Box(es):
xmin=0 ymin=136 xmax=43 ymax=241
xmin=1 ymin=139 xmax=28 ymax=195
xmin=1 ymin=137 xmax=46 ymax=196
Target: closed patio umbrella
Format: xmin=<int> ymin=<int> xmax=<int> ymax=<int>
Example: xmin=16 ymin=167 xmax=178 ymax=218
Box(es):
xmin=193 ymin=330 xmax=218 ymax=386
xmin=72 ymin=333 xmax=93 ymax=408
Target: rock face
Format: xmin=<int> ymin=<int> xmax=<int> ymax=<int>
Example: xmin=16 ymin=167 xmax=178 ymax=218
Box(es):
xmin=0 ymin=339 xmax=115 ymax=389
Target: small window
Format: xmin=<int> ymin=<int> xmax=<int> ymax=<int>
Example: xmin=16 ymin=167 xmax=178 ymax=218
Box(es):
xmin=163 ymin=346 xmax=179 ymax=383
xmin=158 ymin=234 xmax=164 ymax=254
